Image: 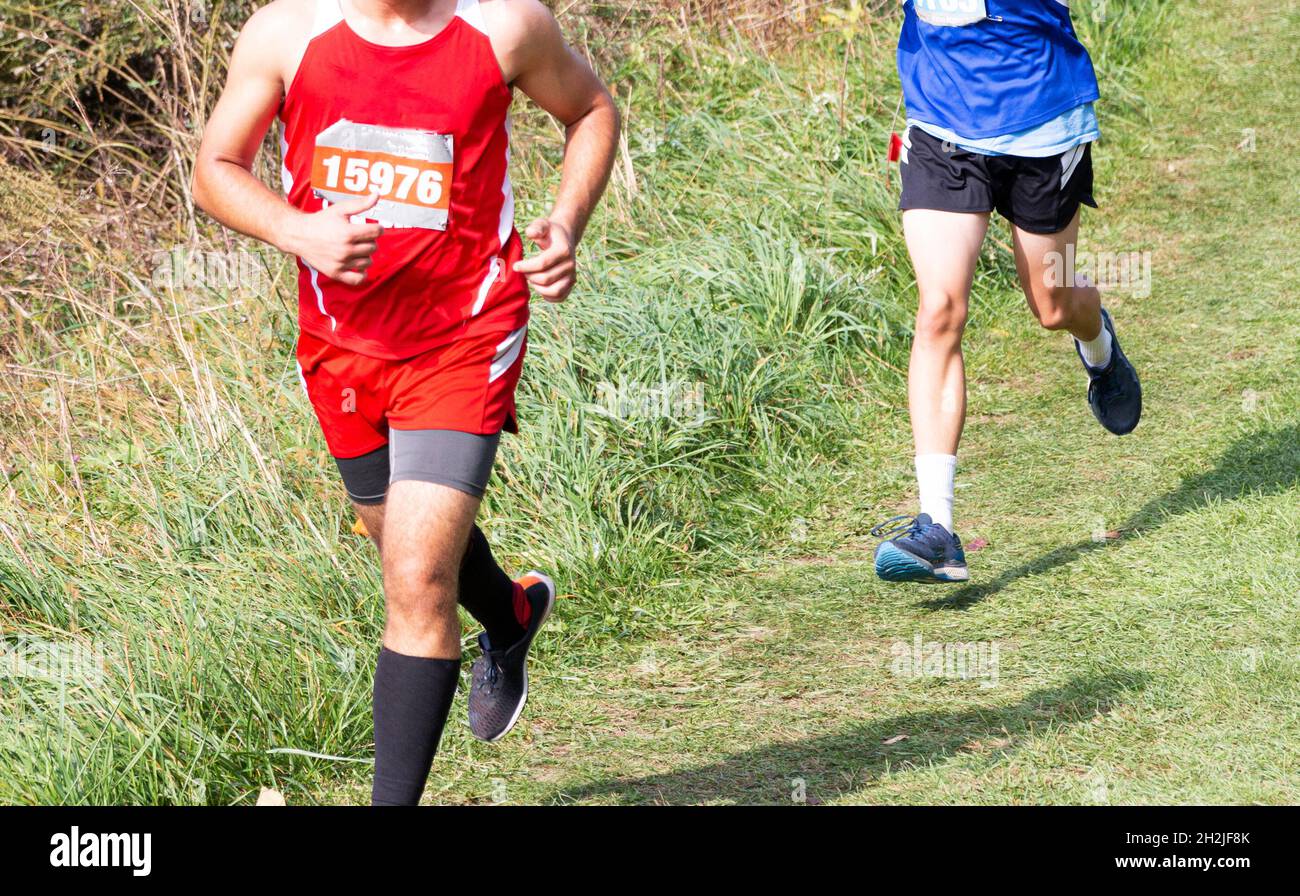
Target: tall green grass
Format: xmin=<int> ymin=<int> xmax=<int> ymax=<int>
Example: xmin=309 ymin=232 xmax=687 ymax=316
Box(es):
xmin=0 ymin=1 xmax=1168 ymax=803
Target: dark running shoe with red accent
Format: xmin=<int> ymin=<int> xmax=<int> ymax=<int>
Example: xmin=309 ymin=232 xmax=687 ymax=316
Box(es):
xmin=468 ymin=571 xmax=556 ymax=743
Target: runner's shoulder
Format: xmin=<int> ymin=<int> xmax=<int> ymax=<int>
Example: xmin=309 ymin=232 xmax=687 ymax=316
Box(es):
xmin=232 ymin=0 xmax=316 ymax=83
xmin=478 ymin=0 xmax=561 ymax=48
xmin=477 ymin=0 xmax=565 ymax=72
xmin=239 ymin=0 xmax=317 ymax=47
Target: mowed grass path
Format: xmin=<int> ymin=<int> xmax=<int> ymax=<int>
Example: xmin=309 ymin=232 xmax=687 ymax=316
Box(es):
xmin=370 ymin=0 xmax=1299 ymax=805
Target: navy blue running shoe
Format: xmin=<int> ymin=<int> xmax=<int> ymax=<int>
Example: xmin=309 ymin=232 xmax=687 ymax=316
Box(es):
xmin=872 ymin=514 xmax=969 ymax=583
xmin=1078 ymin=308 xmax=1142 ymax=436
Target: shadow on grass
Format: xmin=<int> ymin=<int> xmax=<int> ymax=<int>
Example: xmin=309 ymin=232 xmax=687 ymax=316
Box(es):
xmin=922 ymin=423 xmax=1300 ymax=611
xmin=555 ymin=670 xmax=1148 ymax=805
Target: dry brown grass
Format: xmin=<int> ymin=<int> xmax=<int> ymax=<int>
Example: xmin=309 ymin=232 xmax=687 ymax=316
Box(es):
xmin=0 ymin=0 xmax=895 ymax=372
xmin=0 ymin=1 xmax=852 ymax=231
xmin=561 ymin=0 xmax=828 ymax=43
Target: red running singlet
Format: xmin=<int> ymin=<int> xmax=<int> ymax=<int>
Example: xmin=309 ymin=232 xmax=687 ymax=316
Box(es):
xmin=279 ymin=0 xmax=529 ymax=360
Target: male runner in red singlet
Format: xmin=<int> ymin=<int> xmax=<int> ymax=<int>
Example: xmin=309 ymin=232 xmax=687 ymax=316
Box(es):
xmin=192 ymin=0 xmax=618 ymax=804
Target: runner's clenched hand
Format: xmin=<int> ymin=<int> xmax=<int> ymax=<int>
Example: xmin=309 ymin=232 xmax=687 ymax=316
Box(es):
xmin=514 ymin=218 xmax=576 ymax=302
xmin=284 ymin=192 xmax=385 ymax=286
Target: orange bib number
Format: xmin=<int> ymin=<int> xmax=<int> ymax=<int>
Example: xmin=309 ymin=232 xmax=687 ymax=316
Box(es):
xmin=311 ymin=119 xmax=454 ymax=231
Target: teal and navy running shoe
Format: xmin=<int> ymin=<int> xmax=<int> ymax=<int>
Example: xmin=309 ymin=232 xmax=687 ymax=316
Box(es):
xmin=872 ymin=514 xmax=969 ymax=583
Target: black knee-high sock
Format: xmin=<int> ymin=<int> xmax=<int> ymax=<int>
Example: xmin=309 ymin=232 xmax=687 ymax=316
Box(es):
xmin=371 ymin=648 xmax=460 ymax=806
xmin=459 ymin=525 xmax=526 ymax=647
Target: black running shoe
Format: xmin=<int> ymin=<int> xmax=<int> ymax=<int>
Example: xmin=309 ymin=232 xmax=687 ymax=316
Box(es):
xmin=1078 ymin=308 xmax=1142 ymax=436
xmin=468 ymin=571 xmax=555 ymax=743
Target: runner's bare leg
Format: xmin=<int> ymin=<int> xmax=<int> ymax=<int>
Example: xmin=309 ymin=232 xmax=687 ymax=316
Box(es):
xmin=380 ymin=480 xmax=479 ymax=659
xmin=1011 ymin=208 xmax=1104 ymax=341
xmin=902 ymin=208 xmax=990 ymax=458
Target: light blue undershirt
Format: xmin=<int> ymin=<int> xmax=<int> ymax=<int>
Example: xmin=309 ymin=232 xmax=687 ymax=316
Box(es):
xmin=909 ymin=103 xmax=1100 ymax=158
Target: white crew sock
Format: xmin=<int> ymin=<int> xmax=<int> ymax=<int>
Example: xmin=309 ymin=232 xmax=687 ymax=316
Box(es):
xmin=1076 ymin=319 xmax=1113 ymax=371
xmin=915 ymin=453 xmax=957 ymax=533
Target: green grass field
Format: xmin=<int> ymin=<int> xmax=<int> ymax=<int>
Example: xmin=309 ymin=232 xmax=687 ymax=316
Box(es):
xmin=0 ymin=0 xmax=1296 ymax=805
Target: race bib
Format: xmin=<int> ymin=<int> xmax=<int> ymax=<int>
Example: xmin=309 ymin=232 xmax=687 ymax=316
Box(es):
xmin=311 ymin=119 xmax=454 ymax=231
xmin=914 ymin=0 xmax=988 ymax=27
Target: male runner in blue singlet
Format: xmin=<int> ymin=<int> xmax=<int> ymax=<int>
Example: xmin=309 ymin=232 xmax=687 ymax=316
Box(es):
xmin=873 ymin=0 xmax=1143 ymax=584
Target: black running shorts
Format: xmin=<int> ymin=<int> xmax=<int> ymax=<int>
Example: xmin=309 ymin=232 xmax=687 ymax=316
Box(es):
xmin=899 ymin=126 xmax=1097 ymax=234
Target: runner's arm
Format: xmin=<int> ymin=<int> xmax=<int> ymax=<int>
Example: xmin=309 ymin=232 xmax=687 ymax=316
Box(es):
xmin=488 ymin=0 xmax=620 ymax=300
xmin=191 ymin=4 xmax=383 ymax=285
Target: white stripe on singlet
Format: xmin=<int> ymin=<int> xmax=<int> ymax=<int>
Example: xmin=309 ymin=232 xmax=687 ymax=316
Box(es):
xmin=489 ymin=326 xmax=526 ymax=383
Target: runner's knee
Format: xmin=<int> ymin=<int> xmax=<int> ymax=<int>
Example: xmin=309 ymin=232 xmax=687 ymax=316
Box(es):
xmin=915 ymin=291 xmax=968 ymax=341
xmin=383 ymin=551 xmax=460 ymax=617
xmin=1029 ymin=284 xmax=1075 ymax=331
